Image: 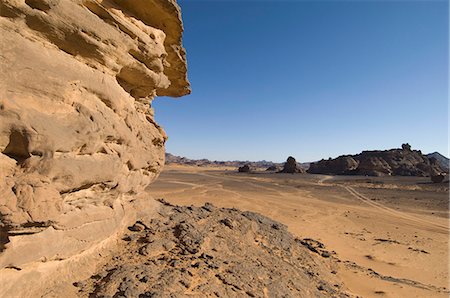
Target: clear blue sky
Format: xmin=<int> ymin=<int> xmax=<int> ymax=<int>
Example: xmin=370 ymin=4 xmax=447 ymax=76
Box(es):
xmin=154 ymin=0 xmax=449 ymax=163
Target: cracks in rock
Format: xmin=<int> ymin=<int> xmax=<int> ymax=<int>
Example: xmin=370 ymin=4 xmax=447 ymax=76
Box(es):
xmin=0 ymin=2 xmax=22 ymax=18
xmin=25 ymin=0 xmax=52 ymax=12
xmin=59 ymin=183 xmax=96 ymax=195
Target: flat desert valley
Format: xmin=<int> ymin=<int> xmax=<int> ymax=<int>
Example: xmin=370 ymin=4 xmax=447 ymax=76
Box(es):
xmin=147 ymin=165 xmax=449 ymax=298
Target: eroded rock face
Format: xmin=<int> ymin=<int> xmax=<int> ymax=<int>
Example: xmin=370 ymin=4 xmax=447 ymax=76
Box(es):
xmin=0 ymin=0 xmax=189 ymax=280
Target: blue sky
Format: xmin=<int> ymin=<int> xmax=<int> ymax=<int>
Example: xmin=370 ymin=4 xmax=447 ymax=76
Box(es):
xmin=154 ymin=0 xmax=449 ymax=163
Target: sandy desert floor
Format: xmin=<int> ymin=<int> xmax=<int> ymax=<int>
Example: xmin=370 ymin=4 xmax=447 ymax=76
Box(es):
xmin=146 ymin=165 xmax=449 ymax=298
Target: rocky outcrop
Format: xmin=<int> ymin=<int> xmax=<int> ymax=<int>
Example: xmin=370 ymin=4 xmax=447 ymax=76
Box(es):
xmin=238 ymin=164 xmax=251 ymax=173
xmin=0 ymin=0 xmax=189 ymax=295
xmin=307 ymin=144 xmax=444 ymax=177
xmin=308 ymin=156 xmax=358 ymax=175
xmin=74 ymin=201 xmax=348 ymax=297
xmin=426 ymin=152 xmax=449 ymax=172
xmin=278 ymin=156 xmax=305 ymax=174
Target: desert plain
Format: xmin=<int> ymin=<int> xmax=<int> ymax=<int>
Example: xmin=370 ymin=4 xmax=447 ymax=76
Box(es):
xmin=147 ymin=164 xmax=449 ymax=298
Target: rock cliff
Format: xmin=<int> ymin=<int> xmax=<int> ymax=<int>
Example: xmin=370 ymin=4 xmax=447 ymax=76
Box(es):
xmin=0 ymin=0 xmax=189 ymax=295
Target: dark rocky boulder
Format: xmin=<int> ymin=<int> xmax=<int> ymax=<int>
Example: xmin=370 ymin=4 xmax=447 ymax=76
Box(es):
xmin=278 ymin=156 xmax=305 ymax=174
xmin=431 ymin=174 xmax=446 ymax=183
xmin=238 ymin=164 xmax=251 ymax=173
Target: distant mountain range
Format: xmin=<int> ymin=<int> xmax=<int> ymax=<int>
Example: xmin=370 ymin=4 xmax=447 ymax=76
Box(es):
xmin=166 ymin=147 xmax=449 ymax=177
xmin=165 ymin=153 xmax=283 ymax=169
xmin=426 ymin=152 xmax=449 ymax=172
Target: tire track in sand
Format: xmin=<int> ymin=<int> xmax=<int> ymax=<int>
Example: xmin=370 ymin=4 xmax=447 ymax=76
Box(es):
xmin=343 ymin=185 xmax=448 ymax=233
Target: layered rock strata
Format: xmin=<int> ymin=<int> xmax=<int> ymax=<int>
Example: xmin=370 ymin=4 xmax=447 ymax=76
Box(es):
xmin=0 ymin=0 xmax=189 ymax=295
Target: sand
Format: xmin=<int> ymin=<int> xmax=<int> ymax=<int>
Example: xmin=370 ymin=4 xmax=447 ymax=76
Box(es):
xmin=146 ymin=165 xmax=449 ymax=298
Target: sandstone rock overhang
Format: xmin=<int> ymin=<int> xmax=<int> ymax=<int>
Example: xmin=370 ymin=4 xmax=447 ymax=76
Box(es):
xmin=110 ymin=0 xmax=191 ymax=97
xmin=0 ymin=0 xmax=190 ymax=293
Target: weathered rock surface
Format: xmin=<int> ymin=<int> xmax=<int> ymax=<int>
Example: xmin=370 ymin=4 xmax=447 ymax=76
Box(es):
xmin=0 ymin=0 xmax=189 ymax=295
xmin=75 ymin=201 xmax=349 ymax=297
xmin=278 ymin=156 xmax=305 ymax=173
xmin=307 ymin=144 xmax=444 ymax=177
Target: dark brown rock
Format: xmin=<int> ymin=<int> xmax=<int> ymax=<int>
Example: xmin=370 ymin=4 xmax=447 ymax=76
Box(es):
xmin=431 ymin=174 xmax=446 ymax=183
xmin=238 ymin=164 xmax=251 ymax=173
xmin=278 ymin=156 xmax=305 ymax=174
xmin=308 ymin=156 xmax=358 ymax=175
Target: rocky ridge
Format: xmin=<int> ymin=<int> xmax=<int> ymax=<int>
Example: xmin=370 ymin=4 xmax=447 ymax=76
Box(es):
xmin=308 ymin=144 xmax=446 ymax=177
xmin=426 ymin=152 xmax=449 ymax=172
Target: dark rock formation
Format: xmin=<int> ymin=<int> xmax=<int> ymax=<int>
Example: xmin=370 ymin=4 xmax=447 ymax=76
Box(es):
xmin=426 ymin=152 xmax=449 ymax=172
xmin=431 ymin=174 xmax=446 ymax=183
xmin=308 ymin=144 xmax=444 ymax=177
xmin=308 ymin=156 xmax=358 ymax=175
xmin=238 ymin=164 xmax=251 ymax=173
xmin=75 ymin=202 xmax=348 ymax=297
xmin=278 ymin=156 xmax=305 ymax=174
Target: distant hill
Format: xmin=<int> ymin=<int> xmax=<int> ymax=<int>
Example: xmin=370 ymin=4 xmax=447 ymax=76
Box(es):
xmin=426 ymin=152 xmax=449 ymax=172
xmin=165 ymin=153 xmax=310 ymax=170
xmin=307 ymin=144 xmax=447 ymax=177
xmin=165 ymin=153 xmax=279 ymax=169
